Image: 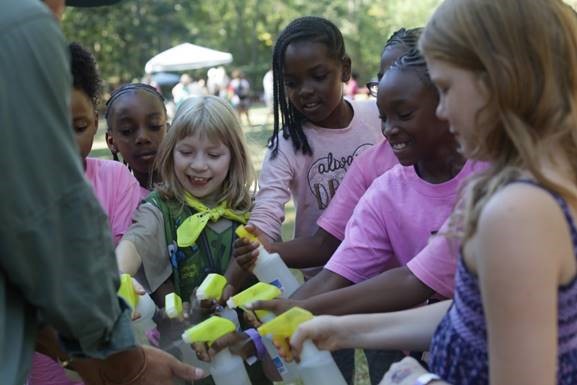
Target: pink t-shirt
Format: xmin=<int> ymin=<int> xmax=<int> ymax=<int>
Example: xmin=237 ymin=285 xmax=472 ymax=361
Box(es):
xmin=317 ymin=139 xmax=398 ymax=241
xmin=85 ymin=157 xmax=146 ymax=245
xmin=406 ymin=219 xmax=460 ymax=298
xmin=29 ymin=158 xmax=144 ymax=385
xmin=250 ymin=99 xmax=382 ymax=241
xmin=325 ymin=161 xmax=487 ymax=286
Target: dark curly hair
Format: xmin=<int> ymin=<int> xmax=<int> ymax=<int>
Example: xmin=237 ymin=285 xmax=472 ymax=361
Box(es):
xmin=69 ymin=42 xmax=101 ymax=106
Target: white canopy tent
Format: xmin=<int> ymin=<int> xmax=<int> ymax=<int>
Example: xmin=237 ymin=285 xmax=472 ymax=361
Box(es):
xmin=144 ymin=43 xmax=233 ymax=74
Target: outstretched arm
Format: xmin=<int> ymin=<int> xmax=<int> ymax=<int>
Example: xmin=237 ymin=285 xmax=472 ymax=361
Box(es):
xmin=270 ymin=227 xmax=341 ymax=269
xmin=290 ymin=300 xmax=451 ymax=357
xmin=303 ymin=266 xmax=435 ymax=315
xmin=116 ymin=239 xmax=142 ymax=275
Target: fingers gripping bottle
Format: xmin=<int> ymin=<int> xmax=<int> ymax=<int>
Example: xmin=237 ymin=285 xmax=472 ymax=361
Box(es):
xmin=182 ymin=317 xmax=252 ymax=385
xmin=197 ymin=273 xmax=240 ymax=328
xmin=258 ymin=308 xmax=347 ymax=385
xmin=117 ymin=274 xmax=157 ymax=345
xmin=235 ymin=225 xmax=300 ymax=297
xmin=164 ymin=292 xmax=211 ymax=375
xmin=227 ymin=283 xmax=302 ymax=383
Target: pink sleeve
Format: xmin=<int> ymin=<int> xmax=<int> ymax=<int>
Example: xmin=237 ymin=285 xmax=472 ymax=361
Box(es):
xmin=324 ymin=186 xmax=399 ymax=283
xmin=29 ymin=353 xmax=81 ymax=385
xmin=249 ymin=147 xmax=294 ymax=241
xmin=316 ymin=153 xmax=369 ymax=241
xmin=406 ymin=220 xmax=458 ymax=298
xmin=109 ymin=166 xmax=143 ymax=245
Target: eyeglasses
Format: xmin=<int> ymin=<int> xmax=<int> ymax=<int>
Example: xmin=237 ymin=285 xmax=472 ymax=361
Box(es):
xmin=366 ymin=81 xmax=379 ymax=98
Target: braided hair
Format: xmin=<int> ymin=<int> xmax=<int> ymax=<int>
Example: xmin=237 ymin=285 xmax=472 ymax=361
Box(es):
xmin=69 ymin=42 xmax=101 ymax=106
xmin=384 ymin=27 xmax=423 ymax=52
xmin=269 ymin=16 xmax=347 ymax=158
xmin=389 ymin=48 xmax=433 ymax=88
xmin=377 ymin=28 xmax=423 ymax=81
xmin=105 ymin=83 xmax=166 ymax=161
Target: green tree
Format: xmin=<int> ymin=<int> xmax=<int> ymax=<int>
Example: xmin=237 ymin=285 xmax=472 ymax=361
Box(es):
xmin=62 ymin=0 xmax=441 ymax=93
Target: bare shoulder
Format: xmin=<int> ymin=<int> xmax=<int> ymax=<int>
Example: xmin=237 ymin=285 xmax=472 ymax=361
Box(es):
xmin=478 ymin=182 xmax=567 ymax=233
xmin=474 ymin=181 xmax=575 ymax=283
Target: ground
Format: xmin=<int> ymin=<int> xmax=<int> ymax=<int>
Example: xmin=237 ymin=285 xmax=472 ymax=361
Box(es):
xmin=91 ymin=102 xmax=372 ymax=385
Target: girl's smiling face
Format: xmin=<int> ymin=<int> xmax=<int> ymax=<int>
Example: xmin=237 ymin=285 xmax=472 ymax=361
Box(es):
xmin=173 ymin=131 xmax=231 ymax=204
xmin=106 ymin=90 xmax=167 ymax=174
xmin=377 ymin=68 xmax=454 ymax=168
xmin=282 ymin=41 xmax=351 ymax=128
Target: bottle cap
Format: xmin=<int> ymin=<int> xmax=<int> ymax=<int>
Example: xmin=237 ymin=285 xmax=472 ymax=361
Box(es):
xmin=257 ymin=307 xmax=313 ymax=338
xmin=226 ymin=282 xmax=281 ymax=320
xmin=117 ymin=274 xmax=138 ymax=314
xmin=182 ymin=316 xmax=236 ymax=345
xmin=235 ymin=225 xmax=259 ymax=243
xmin=197 ymin=273 xmax=227 ymax=301
xmin=165 ymin=292 xmax=183 ymax=319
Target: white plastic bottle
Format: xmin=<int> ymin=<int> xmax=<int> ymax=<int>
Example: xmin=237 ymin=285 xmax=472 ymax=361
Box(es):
xmin=182 ymin=316 xmax=252 ymax=385
xmin=227 ymin=282 xmax=302 ymax=383
xmin=133 ymin=292 xmax=157 ymax=336
xmin=210 ymin=349 xmax=252 ymax=385
xmin=117 ymin=274 xmax=157 ymax=346
xmin=236 ymin=225 xmax=300 ymax=297
xmin=297 ymin=340 xmax=347 ymax=385
xmin=196 ymin=273 xmax=240 ymax=328
xmin=258 ymin=307 xmax=347 ymax=385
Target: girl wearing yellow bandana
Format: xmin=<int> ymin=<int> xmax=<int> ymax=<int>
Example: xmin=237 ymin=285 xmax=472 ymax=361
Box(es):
xmin=116 ymin=95 xmax=255 ymax=301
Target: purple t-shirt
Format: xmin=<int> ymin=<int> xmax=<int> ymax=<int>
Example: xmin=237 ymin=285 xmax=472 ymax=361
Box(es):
xmin=325 ymin=161 xmax=486 ymax=287
xmin=317 ymin=139 xmax=398 ymax=241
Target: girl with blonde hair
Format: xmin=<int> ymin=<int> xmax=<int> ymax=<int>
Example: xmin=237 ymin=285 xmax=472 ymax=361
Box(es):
xmin=116 ymin=95 xmax=255 ymax=311
xmin=284 ymin=1 xmax=577 ymax=384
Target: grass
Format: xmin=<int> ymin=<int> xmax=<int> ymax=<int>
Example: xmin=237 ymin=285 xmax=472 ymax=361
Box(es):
xmin=91 ymin=103 xmax=370 ymax=385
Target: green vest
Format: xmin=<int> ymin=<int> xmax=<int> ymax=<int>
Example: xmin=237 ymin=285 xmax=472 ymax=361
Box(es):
xmin=145 ymin=191 xmax=240 ymax=302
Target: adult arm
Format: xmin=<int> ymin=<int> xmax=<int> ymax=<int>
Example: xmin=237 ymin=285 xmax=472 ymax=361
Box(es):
xmin=0 ymin=8 xmax=132 ymax=359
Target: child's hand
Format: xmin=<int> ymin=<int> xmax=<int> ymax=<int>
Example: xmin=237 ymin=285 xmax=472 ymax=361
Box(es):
xmin=192 ymin=332 xmax=253 ymax=362
xmin=220 ymin=284 xmax=235 ymax=305
xmin=130 ymin=277 xmax=146 ymax=321
xmin=248 ymin=298 xmax=300 ymax=317
xmin=242 ymin=309 xmax=262 ymax=329
xmin=380 ymin=357 xmax=429 ymax=385
xmin=289 ymin=315 xmax=344 ymax=362
xmin=233 ymin=237 xmax=259 ymax=272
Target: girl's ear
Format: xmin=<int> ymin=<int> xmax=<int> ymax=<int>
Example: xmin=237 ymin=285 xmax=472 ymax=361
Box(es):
xmin=105 ymin=131 xmax=117 ymax=153
xmin=341 ymin=55 xmax=352 ymax=83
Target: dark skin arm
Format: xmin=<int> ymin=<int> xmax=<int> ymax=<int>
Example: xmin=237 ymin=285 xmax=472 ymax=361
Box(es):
xmin=250 ymin=266 xmax=436 ymax=317
xmin=290 ymin=268 xmax=352 ymax=300
xmin=301 ymin=266 xmax=435 ymax=315
xmin=269 ymin=228 xmax=341 ymax=269
xmin=234 ymin=225 xmax=342 ymax=271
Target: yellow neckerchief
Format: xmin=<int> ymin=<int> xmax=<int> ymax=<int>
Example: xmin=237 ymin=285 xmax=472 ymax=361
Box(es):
xmin=176 ymin=192 xmax=249 ymax=247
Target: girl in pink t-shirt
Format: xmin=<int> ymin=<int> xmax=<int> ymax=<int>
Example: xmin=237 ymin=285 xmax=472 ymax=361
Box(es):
xmin=104 ymin=83 xmax=168 ymax=193
xmin=253 ymin=48 xmax=472 ymax=314
xmin=248 ymin=16 xmax=383 ymax=251
xmin=29 ymin=43 xmax=144 ymax=385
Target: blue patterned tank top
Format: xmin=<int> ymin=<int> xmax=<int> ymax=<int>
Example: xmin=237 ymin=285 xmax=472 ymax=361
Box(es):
xmin=429 ymin=182 xmax=577 ymax=385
